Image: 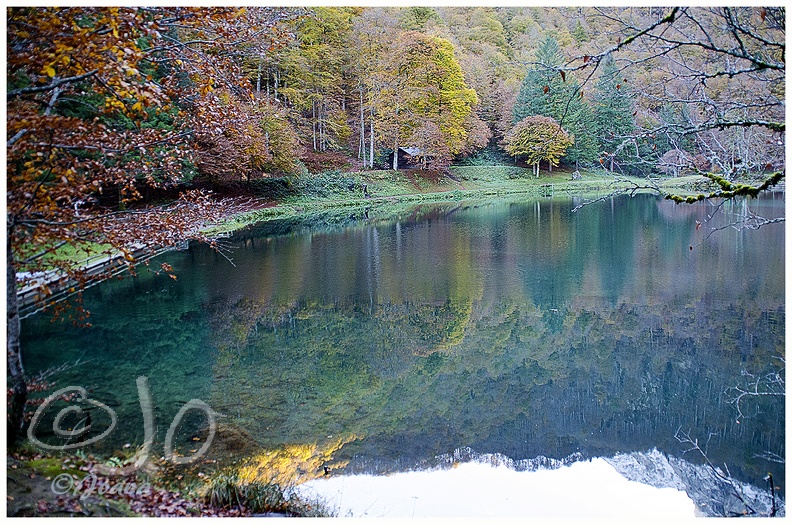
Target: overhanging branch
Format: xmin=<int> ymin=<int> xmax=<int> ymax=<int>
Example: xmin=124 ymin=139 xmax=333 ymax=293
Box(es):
xmin=7 ymin=69 xmax=99 ymax=98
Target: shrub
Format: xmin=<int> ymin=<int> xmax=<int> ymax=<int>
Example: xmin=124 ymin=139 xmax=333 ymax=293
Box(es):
xmin=290 ymin=170 xmax=359 ymax=199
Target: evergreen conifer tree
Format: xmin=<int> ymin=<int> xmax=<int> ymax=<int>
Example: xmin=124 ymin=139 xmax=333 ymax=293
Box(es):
xmin=513 ymin=35 xmax=598 ymax=167
xmin=593 ymin=55 xmax=636 ymax=172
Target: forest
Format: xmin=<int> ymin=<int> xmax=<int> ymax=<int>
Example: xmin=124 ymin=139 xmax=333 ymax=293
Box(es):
xmin=6 ymin=6 xmax=785 ymax=298
xmin=7 ymin=7 xmax=785 ymax=185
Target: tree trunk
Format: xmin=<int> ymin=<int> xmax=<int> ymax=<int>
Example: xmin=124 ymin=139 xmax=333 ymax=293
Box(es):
xmin=317 ymin=102 xmax=322 ymax=151
xmin=44 ymin=85 xmax=62 ymax=116
xmin=392 ymin=105 xmax=399 ymax=171
xmin=323 ymin=103 xmax=328 ymax=151
xmin=312 ymin=100 xmax=317 ymax=151
xmin=7 ymin=240 xmax=27 ymax=446
xmin=359 ymin=88 xmax=365 ymax=162
xmin=256 ymin=61 xmax=262 ymax=94
xmin=392 ymin=138 xmax=398 ymax=171
xmin=369 ymin=107 xmax=375 ymax=169
xmin=322 ymin=103 xmax=327 ymax=152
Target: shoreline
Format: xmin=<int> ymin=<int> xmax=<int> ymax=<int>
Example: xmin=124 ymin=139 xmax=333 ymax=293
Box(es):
xmin=205 ymin=167 xmax=717 ymax=236
xmin=13 ymin=167 xmax=744 ymax=312
xmin=10 ymin=167 xmax=784 ymax=517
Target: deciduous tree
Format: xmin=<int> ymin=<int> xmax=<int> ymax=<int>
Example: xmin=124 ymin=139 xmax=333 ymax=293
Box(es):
xmin=406 ymin=121 xmax=452 ymax=170
xmin=373 ymin=32 xmax=486 ymax=170
xmin=6 ymin=6 xmax=289 ymax=441
xmin=504 ymin=116 xmax=573 ymax=177
xmin=278 ymin=7 xmax=358 ymax=153
xmin=513 ymin=35 xmax=597 ymax=167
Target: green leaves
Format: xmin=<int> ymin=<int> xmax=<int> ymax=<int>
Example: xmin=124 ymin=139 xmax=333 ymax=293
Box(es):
xmin=370 ymin=32 xmax=486 ymax=161
xmin=592 ymin=55 xmax=636 ymax=171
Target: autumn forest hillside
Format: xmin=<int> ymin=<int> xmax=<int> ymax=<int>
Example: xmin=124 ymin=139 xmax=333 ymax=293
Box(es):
xmin=8 ymin=7 xmax=784 ymax=190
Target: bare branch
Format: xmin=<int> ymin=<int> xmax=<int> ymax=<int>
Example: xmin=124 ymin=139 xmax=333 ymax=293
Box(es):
xmin=724 ymin=361 xmax=785 ymax=423
xmin=675 ymin=427 xmax=760 ymax=516
xmin=7 ymin=69 xmax=99 ymax=97
xmin=7 ymin=128 xmax=27 ymax=147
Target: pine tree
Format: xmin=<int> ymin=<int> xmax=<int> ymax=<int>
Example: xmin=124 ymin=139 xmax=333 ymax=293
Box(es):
xmin=593 ymin=56 xmax=636 ymax=172
xmin=513 ymin=35 xmax=565 ymax=123
xmin=571 ymin=21 xmax=589 ymax=43
xmin=563 ymin=101 xmax=598 ymax=168
xmin=513 ymin=35 xmax=598 ymax=167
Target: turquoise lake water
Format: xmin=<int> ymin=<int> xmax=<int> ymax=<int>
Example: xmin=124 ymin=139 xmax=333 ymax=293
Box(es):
xmin=22 ymin=192 xmax=785 ymax=496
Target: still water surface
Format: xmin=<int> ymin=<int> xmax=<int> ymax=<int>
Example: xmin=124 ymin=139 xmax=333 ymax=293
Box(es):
xmin=23 ymin=193 xmax=785 ymax=513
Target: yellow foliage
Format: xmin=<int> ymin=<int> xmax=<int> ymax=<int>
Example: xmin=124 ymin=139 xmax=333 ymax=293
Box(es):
xmin=236 ymin=435 xmax=358 ymax=486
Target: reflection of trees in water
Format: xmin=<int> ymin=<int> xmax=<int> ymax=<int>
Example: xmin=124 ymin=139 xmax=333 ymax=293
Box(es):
xmin=201 ymin=193 xmax=784 ymax=492
xmin=21 ymin=193 xmax=784 ymax=496
xmin=20 ymin=264 xmax=218 ymax=454
xmin=206 ymin=290 xmax=784 ymax=493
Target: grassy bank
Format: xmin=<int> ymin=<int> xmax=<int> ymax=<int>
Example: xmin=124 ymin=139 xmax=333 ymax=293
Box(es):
xmin=19 ymin=165 xmax=713 ymax=301
xmin=208 ymin=165 xmax=714 ymax=236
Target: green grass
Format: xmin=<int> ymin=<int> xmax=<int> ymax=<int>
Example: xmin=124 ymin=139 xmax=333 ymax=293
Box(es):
xmin=17 ymin=241 xmax=113 ymax=270
xmin=33 ymin=165 xmax=713 ymax=264
xmin=25 ymin=167 xmax=712 ymax=259
xmin=44 ymin=242 xmax=113 ymax=266
xmin=210 ymin=165 xmax=707 ymax=236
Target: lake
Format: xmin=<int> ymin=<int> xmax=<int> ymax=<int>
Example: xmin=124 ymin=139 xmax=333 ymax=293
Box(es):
xmin=22 ymin=192 xmax=785 ymax=516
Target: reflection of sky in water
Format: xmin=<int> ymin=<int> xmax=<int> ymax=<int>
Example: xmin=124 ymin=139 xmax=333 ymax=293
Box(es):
xmin=297 ymin=455 xmax=697 ymax=518
xmin=21 ymin=193 xmax=785 ymax=505
xmin=297 ymin=447 xmax=782 ymax=517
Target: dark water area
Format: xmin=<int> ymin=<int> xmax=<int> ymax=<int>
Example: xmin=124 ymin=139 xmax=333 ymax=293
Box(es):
xmin=21 ymin=192 xmax=785 ymax=497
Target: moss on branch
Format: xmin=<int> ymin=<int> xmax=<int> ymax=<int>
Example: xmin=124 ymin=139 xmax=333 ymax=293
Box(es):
xmin=665 ymin=171 xmax=784 ymax=204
